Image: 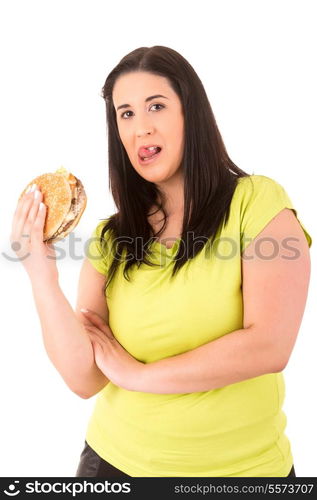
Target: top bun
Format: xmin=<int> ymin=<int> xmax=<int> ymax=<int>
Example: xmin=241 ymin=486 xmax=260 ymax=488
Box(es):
xmin=19 ymin=167 xmax=86 ymax=242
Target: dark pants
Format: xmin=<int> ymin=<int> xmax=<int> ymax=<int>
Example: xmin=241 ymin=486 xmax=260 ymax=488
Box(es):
xmin=75 ymin=440 xmax=296 ymax=478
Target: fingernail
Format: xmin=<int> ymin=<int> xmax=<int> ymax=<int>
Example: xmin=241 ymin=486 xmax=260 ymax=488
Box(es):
xmin=34 ymin=190 xmax=40 ymax=199
xmin=31 ymin=184 xmax=37 ymax=192
xmin=80 ymin=308 xmax=89 ymax=313
xmin=25 ymin=185 xmax=31 ymax=194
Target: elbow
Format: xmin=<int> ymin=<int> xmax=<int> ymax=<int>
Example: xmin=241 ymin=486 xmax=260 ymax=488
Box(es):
xmin=272 ymin=362 xmax=286 ymax=373
xmin=69 ymin=384 xmax=95 ymax=399
xmin=64 ymin=380 xmax=95 ymax=399
xmin=73 ymin=386 xmax=106 ymax=399
xmin=71 ymin=388 xmax=92 ymax=399
xmin=273 ymin=357 xmax=288 ymax=373
xmin=76 ymin=391 xmax=92 ymax=399
xmin=270 ymin=349 xmax=289 ymax=373
xmin=248 ymin=326 xmax=290 ymax=374
xmin=75 ymin=389 xmax=99 ymax=399
xmin=270 ymin=343 xmax=292 ymax=373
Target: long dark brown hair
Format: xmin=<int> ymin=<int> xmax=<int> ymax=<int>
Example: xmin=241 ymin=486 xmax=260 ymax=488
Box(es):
xmin=98 ymin=45 xmax=250 ymax=296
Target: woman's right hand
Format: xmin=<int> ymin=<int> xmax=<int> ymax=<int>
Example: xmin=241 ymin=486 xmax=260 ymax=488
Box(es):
xmin=10 ymin=184 xmax=59 ymax=283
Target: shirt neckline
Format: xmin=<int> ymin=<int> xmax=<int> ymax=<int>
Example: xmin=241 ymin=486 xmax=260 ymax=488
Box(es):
xmin=151 ymin=238 xmax=181 ymax=254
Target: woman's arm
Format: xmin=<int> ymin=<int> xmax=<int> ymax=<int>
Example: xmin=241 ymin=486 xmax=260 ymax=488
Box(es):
xmin=135 ymin=324 xmax=277 ymax=394
xmin=11 ymin=186 xmax=109 ymax=398
xmin=76 ymin=209 xmax=310 ymax=395
xmin=31 ymin=276 xmax=108 ymax=398
xmin=132 ymin=209 xmax=311 ymax=394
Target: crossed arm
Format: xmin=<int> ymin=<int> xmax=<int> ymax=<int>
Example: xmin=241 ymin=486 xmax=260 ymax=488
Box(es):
xmin=83 ymin=209 xmax=311 ymax=396
xmin=133 ymin=324 xmax=282 ymax=394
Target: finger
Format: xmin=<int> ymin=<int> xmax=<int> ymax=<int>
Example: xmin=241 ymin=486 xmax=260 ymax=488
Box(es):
xmin=32 ymin=199 xmax=47 ymax=244
xmin=81 ymin=316 xmax=109 ymax=335
xmin=91 ymin=339 xmax=101 ymax=356
xmin=85 ymin=324 xmax=114 ymax=342
xmin=14 ymin=183 xmax=34 ymax=217
xmin=87 ymin=331 xmax=101 ymax=345
xmin=87 ymin=332 xmax=106 ymax=354
xmin=85 ymin=325 xmax=108 ymax=342
xmin=13 ymin=185 xmax=38 ymax=240
xmin=80 ymin=309 xmax=113 ymax=336
xmin=24 ymin=189 xmax=43 ymax=239
xmin=12 ymin=187 xmax=30 ymax=230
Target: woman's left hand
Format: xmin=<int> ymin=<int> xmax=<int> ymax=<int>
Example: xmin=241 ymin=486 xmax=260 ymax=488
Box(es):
xmin=81 ymin=309 xmax=144 ymax=391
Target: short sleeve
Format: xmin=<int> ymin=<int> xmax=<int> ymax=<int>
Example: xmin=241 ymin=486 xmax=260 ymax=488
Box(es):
xmin=85 ymin=219 xmax=113 ymax=276
xmin=238 ymin=175 xmax=312 ymax=254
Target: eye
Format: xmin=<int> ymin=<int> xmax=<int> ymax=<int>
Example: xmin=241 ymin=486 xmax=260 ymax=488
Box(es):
xmin=150 ymin=103 xmax=165 ymax=112
xmin=120 ymin=103 xmax=165 ymax=120
xmin=120 ymin=110 xmax=133 ymax=119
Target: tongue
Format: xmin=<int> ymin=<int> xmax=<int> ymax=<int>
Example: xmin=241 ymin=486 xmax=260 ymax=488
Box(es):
xmin=139 ymin=147 xmax=160 ymax=159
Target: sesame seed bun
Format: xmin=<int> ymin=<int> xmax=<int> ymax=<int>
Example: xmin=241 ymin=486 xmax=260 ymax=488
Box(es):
xmin=19 ymin=167 xmax=87 ymax=243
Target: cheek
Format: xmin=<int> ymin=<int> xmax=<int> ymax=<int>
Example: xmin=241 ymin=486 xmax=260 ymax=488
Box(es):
xmin=165 ymin=116 xmax=184 ymax=148
xmin=170 ymin=130 xmax=184 ymax=157
xmin=117 ymin=122 xmax=128 ymax=142
xmin=118 ymin=131 xmax=131 ymax=154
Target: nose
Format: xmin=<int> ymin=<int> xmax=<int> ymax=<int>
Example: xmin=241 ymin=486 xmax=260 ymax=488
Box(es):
xmin=136 ymin=116 xmax=155 ymax=138
xmin=137 ymin=127 xmax=154 ymax=137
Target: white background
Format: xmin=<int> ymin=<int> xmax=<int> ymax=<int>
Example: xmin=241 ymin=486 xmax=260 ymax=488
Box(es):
xmin=0 ymin=0 xmax=316 ymax=477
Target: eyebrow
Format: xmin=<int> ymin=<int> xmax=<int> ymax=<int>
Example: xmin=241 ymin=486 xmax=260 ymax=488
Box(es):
xmin=116 ymin=94 xmax=168 ymax=112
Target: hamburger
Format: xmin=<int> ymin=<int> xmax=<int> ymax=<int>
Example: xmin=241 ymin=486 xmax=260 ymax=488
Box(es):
xmin=19 ymin=166 xmax=87 ymax=243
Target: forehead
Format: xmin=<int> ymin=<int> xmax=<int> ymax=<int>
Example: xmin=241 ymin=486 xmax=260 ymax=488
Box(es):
xmin=112 ymin=72 xmax=174 ymax=105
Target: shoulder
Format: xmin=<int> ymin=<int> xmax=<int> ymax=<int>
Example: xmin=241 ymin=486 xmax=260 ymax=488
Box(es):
xmin=86 ymin=217 xmax=116 ymax=275
xmin=236 ymin=174 xmax=312 ymax=253
xmin=87 ymin=217 xmax=116 ymax=259
xmin=235 ymin=174 xmax=286 ymax=197
xmin=233 ymin=174 xmax=293 ymax=214
xmin=91 ymin=217 xmax=114 ymax=240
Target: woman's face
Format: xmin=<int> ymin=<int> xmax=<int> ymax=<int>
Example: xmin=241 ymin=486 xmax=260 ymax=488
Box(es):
xmin=112 ymin=71 xmax=185 ymax=185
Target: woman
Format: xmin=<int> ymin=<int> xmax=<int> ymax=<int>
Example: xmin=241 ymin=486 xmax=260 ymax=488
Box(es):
xmin=11 ymin=46 xmax=311 ymax=477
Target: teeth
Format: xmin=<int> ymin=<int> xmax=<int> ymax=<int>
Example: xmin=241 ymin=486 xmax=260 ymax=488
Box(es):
xmin=140 ymin=145 xmax=161 ymax=160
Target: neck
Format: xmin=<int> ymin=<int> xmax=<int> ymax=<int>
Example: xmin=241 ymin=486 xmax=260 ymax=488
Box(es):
xmin=156 ymin=171 xmax=184 ymax=217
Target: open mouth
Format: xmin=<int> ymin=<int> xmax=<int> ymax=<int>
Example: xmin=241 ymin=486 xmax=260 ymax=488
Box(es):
xmin=138 ymin=146 xmax=162 ymax=162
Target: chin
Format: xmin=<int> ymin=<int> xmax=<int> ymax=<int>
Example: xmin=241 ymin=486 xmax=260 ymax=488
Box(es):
xmin=141 ymin=170 xmax=171 ymax=183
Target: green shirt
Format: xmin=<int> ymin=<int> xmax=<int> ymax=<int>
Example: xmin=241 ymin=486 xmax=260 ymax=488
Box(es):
xmin=84 ymin=174 xmax=312 ymax=476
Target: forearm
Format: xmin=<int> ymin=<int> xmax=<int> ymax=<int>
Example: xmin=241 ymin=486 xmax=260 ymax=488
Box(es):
xmin=137 ymin=326 xmax=281 ymax=394
xmin=31 ymin=278 xmax=109 ymax=397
